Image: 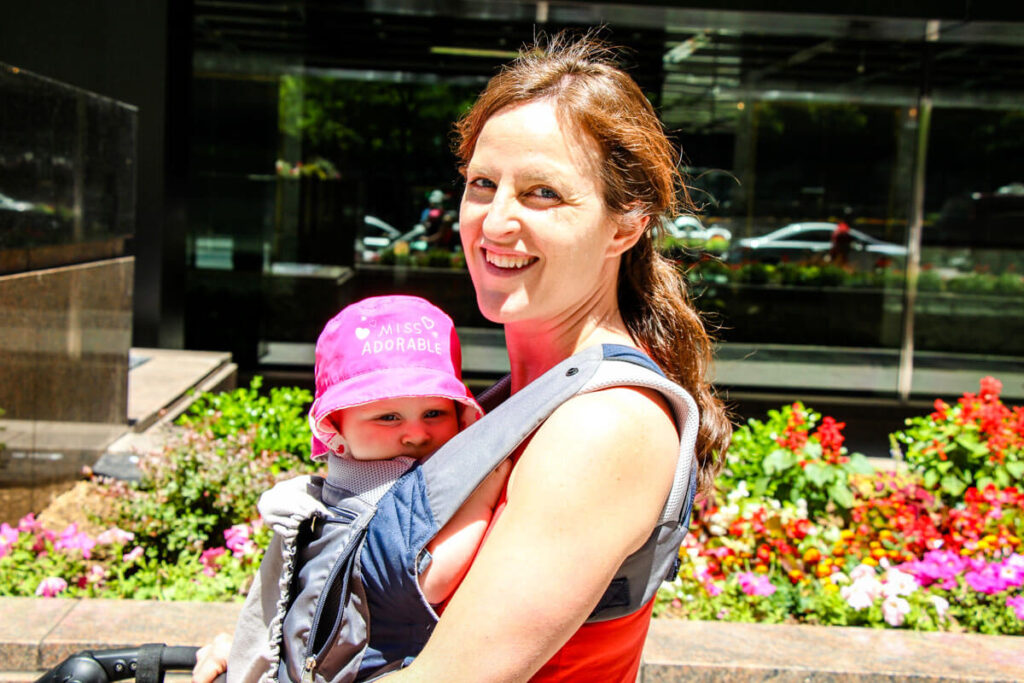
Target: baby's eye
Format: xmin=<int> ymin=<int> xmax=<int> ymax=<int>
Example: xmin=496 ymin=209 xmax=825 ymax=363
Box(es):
xmin=374 ymin=413 xmax=400 ymax=423
xmin=423 ymin=408 xmax=451 ymax=419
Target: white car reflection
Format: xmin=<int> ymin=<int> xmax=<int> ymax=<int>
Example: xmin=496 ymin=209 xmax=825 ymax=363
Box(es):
xmin=666 ymin=215 xmax=732 ymax=242
xmin=726 ymin=222 xmax=906 ymax=265
xmin=357 ymin=215 xmax=429 ymax=259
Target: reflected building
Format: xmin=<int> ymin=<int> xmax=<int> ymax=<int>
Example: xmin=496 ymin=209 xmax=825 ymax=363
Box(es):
xmin=2 ymin=1 xmax=1024 ymax=476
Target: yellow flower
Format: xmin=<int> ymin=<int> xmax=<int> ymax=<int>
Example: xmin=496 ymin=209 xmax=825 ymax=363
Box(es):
xmin=862 ymin=556 xmax=878 ymax=566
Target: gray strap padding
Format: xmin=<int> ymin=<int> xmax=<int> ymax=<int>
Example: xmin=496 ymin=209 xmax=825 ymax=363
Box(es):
xmin=421 ymin=343 xmax=696 ymax=537
xmin=580 ymin=363 xmax=698 ymax=525
xmin=420 ymin=345 xmax=602 ymax=527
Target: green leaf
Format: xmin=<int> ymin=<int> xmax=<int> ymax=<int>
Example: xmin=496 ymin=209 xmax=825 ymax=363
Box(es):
xmin=803 ymin=463 xmax=832 ymax=487
xmin=976 ymin=476 xmax=995 ymax=490
xmin=1006 ymin=461 xmax=1024 ymax=480
xmin=846 ymin=454 xmax=874 ymax=475
xmin=828 ymin=480 xmax=855 ymax=508
xmin=954 ymin=434 xmax=988 ymax=457
xmin=923 ymin=469 xmax=940 ymax=489
xmin=940 ymin=474 xmax=967 ymax=497
xmin=763 ymin=449 xmax=795 ymax=475
xmin=994 ymin=468 xmax=1010 ymax=488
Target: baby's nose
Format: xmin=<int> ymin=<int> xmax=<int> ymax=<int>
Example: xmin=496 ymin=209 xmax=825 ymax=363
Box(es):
xmin=401 ymin=427 xmax=431 ymax=447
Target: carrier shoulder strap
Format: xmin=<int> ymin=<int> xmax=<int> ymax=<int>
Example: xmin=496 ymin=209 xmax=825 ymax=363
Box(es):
xmin=418 ymin=343 xmax=699 ymax=619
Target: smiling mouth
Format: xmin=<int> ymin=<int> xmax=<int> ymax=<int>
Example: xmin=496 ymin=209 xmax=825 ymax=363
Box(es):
xmin=484 ymin=249 xmax=537 ymax=269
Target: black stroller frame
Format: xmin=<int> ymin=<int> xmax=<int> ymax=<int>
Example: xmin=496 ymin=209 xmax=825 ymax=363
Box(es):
xmin=35 ymin=644 xmax=198 ymax=683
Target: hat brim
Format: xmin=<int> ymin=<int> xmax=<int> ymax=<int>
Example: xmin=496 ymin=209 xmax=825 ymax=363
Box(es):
xmin=309 ymin=366 xmax=483 ymax=461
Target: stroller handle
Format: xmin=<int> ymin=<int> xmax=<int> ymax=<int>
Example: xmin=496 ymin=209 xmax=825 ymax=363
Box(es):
xmin=36 ymin=644 xmax=199 ymax=683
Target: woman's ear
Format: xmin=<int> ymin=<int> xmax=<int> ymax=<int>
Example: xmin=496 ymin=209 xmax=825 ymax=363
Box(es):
xmin=607 ymin=211 xmax=650 ymax=257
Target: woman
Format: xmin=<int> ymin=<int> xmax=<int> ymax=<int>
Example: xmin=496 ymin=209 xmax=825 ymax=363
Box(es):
xmin=194 ymin=31 xmax=730 ymax=682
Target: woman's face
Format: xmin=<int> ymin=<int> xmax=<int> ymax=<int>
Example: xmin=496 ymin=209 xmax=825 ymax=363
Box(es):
xmin=459 ymin=99 xmax=633 ymax=326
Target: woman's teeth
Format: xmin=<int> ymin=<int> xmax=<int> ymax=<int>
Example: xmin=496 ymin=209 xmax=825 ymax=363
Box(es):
xmin=486 ymin=252 xmax=535 ymax=269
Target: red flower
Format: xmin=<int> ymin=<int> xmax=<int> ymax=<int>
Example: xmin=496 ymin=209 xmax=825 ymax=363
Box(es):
xmin=979 ymin=376 xmax=1003 ymax=402
xmin=814 ymin=416 xmax=846 ymax=464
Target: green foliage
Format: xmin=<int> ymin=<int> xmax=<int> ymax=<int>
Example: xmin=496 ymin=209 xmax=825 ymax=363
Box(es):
xmin=736 ymin=262 xmax=775 ymax=285
xmin=917 ymin=269 xmax=943 ymax=292
xmin=719 ymin=402 xmax=872 ymax=518
xmin=0 ymin=516 xmax=268 ymax=602
xmin=892 ymin=377 xmax=1024 ymax=502
xmin=947 ymin=272 xmax=998 ymax=295
xmin=177 ymin=375 xmax=313 ymax=470
xmin=108 ymin=426 xmax=308 ymax=563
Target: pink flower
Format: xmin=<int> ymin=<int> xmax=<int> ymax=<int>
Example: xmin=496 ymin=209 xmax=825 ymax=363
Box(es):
xmin=123 ymin=546 xmax=145 ymax=563
xmin=200 ymin=547 xmax=227 ymax=577
xmin=54 ymin=524 xmax=96 ymax=559
xmin=0 ymin=523 xmax=19 ymax=559
xmin=35 ymin=576 xmax=67 ymax=597
xmin=899 ymin=550 xmax=965 ymax=590
xmin=882 ymin=595 xmax=910 ymax=627
xmin=86 ymin=564 xmax=107 ymax=584
xmin=96 ymin=527 xmax=135 ymax=546
xmin=18 ymin=514 xmax=41 ymax=533
xmin=737 ymin=572 xmax=776 ymax=597
xmin=1007 ymin=595 xmax=1024 ymax=620
xmin=224 ymin=524 xmax=256 ymax=557
xmin=705 ymin=581 xmax=723 ymax=597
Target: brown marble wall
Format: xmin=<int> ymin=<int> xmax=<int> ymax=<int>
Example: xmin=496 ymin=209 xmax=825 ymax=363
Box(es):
xmin=0 ymin=257 xmax=133 ymax=424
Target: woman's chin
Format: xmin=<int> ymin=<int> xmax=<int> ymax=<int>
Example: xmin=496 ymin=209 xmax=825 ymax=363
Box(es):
xmin=474 ymin=291 xmax=530 ymax=325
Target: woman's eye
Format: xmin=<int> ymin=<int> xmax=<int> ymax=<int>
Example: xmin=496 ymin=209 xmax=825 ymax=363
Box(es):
xmin=530 ymin=187 xmax=561 ymax=201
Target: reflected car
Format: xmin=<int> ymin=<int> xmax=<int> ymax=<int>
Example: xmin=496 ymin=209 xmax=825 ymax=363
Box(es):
xmin=725 ymin=222 xmax=906 ymax=266
xmin=666 ymin=214 xmax=732 ymax=242
xmin=356 ymin=215 xmax=430 ymax=260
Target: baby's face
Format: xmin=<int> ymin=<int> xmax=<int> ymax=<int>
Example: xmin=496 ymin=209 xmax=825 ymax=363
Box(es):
xmin=333 ymin=396 xmax=460 ymax=461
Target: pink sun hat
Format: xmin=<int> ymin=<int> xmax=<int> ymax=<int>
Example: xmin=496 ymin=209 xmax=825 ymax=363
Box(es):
xmin=309 ymin=295 xmax=483 ymax=460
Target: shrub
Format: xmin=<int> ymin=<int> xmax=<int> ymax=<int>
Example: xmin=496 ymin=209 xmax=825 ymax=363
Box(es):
xmin=104 ymin=426 xmax=308 ymax=563
xmin=718 ymin=402 xmax=873 ymax=517
xmin=0 ymin=515 xmax=267 ymax=601
xmin=891 ymin=376 xmax=1024 ymax=501
xmin=177 ymin=375 xmax=313 ymax=472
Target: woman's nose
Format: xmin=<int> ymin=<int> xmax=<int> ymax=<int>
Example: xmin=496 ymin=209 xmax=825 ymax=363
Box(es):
xmin=480 ymin=190 xmax=519 ymax=242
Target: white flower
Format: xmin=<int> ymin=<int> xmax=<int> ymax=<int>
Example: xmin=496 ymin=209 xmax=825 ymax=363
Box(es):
xmin=829 ymin=572 xmax=850 ymax=585
xmin=849 ymin=563 xmax=878 ymax=582
xmin=841 ymin=582 xmax=876 ymax=611
xmin=929 ymin=595 xmax=950 ymax=620
xmin=726 ymin=480 xmax=749 ymax=503
xmin=882 ymin=595 xmax=911 ymax=627
xmin=882 ymin=568 xmax=919 ymax=598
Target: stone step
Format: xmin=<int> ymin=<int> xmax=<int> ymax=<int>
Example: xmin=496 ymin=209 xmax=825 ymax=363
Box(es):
xmin=3 ymin=597 xmax=1022 ymax=682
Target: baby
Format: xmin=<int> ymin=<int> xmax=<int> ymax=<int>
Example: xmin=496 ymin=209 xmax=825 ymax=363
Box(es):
xmin=219 ymin=295 xmax=508 ymax=682
xmin=306 ymin=294 xmax=509 ymax=603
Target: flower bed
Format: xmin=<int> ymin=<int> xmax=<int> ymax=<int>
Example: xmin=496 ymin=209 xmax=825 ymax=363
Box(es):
xmin=656 ymin=378 xmax=1024 ymax=635
xmin=2 ymin=376 xmax=1022 ymax=636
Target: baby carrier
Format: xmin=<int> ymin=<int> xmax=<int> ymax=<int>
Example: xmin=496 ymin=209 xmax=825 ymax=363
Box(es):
xmin=227 ymin=344 xmax=700 ymax=683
